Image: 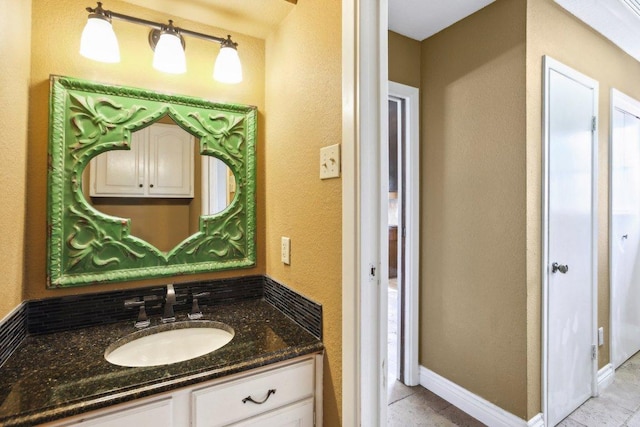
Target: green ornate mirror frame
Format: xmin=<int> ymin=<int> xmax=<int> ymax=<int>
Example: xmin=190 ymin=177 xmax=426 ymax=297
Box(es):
xmin=47 ymin=75 xmax=256 ymax=288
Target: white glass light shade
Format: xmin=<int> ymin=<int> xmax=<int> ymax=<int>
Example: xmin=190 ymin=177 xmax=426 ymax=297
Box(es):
xmin=153 ymin=33 xmax=187 ymax=74
xmin=213 ymin=46 xmax=242 ymax=84
xmin=79 ymin=17 xmax=120 ymax=63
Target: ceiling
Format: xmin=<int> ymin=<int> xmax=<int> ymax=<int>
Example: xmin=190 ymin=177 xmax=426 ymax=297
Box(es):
xmin=554 ymin=0 xmax=640 ymax=63
xmin=126 ymin=0 xmax=497 ymax=43
xmin=388 ymin=0 xmax=496 ymax=41
xmin=121 ymin=0 xmax=295 ymax=39
xmin=388 ymin=0 xmax=640 ymax=63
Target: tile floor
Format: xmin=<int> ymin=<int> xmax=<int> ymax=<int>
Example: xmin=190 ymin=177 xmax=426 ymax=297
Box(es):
xmin=558 ymin=351 xmax=640 ymax=427
xmin=387 ymin=281 xmax=640 ymax=426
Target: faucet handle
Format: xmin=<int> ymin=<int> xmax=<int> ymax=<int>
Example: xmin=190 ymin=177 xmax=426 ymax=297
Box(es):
xmin=124 ymin=298 xmax=150 ymax=328
xmin=124 ymin=298 xmax=144 ymax=308
xmin=193 ymin=291 xmax=211 ymax=299
xmin=188 ymin=292 xmax=211 ymax=320
xmin=134 ymin=306 xmax=150 ymax=328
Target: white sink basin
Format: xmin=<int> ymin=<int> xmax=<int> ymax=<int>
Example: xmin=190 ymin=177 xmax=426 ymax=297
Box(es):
xmin=105 ymin=321 xmax=234 ymax=367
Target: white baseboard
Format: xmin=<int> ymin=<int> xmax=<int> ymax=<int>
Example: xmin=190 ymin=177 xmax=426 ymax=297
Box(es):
xmin=597 ymin=363 xmax=614 ymax=393
xmin=420 ymin=366 xmax=543 ymax=427
xmin=527 ymin=413 xmax=545 ymax=427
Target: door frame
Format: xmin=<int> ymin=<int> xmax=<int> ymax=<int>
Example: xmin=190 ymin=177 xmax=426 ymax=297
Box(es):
xmin=341 ymin=0 xmax=388 ymax=424
xmin=541 ymin=55 xmax=599 ymax=426
xmin=388 ymin=81 xmax=420 ymax=386
xmin=609 ymin=88 xmax=640 ymax=369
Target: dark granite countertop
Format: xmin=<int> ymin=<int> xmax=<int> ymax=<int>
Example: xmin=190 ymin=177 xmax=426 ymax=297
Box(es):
xmin=0 ymin=299 xmax=323 ymax=426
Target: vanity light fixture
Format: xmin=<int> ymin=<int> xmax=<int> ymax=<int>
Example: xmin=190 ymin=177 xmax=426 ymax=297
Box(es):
xmin=151 ymin=20 xmax=187 ymax=74
xmin=80 ymin=2 xmax=243 ymax=83
xmin=79 ymin=3 xmax=120 ymax=63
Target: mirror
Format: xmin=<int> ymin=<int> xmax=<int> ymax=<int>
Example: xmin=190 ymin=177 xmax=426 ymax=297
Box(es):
xmin=47 ymin=75 xmax=257 ymax=288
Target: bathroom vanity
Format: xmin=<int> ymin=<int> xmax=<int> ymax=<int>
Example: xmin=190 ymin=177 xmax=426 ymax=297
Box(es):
xmin=45 ymin=354 xmax=321 ymax=427
xmin=0 ymin=298 xmax=323 ymax=427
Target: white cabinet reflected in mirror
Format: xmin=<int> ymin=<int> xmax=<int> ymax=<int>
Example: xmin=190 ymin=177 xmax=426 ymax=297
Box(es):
xmin=90 ymin=121 xmax=195 ymax=198
xmin=84 ymin=118 xmax=234 ymax=253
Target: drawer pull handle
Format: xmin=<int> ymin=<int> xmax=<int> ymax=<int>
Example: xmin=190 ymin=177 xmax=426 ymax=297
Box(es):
xmin=242 ymin=389 xmax=276 ymax=405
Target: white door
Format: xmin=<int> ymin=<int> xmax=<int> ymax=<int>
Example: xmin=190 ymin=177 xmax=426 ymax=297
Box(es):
xmin=611 ymin=90 xmax=640 ymax=369
xmin=543 ymin=57 xmax=598 ymax=427
xmin=148 ymin=123 xmax=194 ymax=197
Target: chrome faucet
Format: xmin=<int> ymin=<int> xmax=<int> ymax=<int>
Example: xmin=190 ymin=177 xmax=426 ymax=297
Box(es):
xmin=162 ymin=284 xmax=176 ymax=323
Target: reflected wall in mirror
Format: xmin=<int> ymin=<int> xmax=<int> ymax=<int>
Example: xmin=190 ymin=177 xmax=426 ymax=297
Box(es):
xmin=47 ymin=75 xmax=256 ymax=288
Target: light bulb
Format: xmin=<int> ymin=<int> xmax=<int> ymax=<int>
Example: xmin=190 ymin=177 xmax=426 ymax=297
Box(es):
xmin=213 ymin=45 xmax=242 ymax=84
xmin=80 ymin=16 xmax=120 ymax=63
xmin=153 ymin=32 xmax=186 ymax=74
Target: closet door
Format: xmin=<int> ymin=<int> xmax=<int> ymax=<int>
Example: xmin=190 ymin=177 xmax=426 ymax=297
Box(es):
xmin=611 ymin=99 xmax=640 ymax=369
xmin=544 ymin=57 xmax=598 ymax=427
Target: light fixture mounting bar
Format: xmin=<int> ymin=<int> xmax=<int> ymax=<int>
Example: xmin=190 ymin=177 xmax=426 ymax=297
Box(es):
xmin=86 ymin=3 xmax=231 ymax=46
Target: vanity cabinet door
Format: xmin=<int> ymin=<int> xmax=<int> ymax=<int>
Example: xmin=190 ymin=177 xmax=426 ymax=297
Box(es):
xmin=53 ymin=397 xmax=174 ymax=427
xmin=230 ymin=398 xmax=314 ymax=427
xmin=191 ymin=358 xmax=315 ymax=427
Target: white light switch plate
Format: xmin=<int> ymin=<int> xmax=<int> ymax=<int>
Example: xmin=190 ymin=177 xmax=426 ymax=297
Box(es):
xmin=320 ymin=144 xmax=341 ymax=179
xmin=281 ymin=237 xmax=291 ymax=265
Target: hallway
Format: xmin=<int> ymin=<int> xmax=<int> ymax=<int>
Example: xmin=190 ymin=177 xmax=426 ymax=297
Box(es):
xmin=387 ymin=281 xmax=640 ymax=426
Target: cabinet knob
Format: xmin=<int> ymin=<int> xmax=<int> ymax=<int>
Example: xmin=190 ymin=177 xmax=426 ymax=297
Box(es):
xmin=139 ymin=184 xmax=143 ymax=188
xmin=150 ymin=184 xmax=154 ymax=188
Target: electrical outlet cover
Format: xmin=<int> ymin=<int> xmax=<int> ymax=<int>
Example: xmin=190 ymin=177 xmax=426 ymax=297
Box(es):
xmin=281 ymin=237 xmax=291 ymax=265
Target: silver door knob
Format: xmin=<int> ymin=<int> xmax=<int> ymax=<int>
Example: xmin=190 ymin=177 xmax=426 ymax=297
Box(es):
xmin=552 ymin=262 xmax=569 ymax=274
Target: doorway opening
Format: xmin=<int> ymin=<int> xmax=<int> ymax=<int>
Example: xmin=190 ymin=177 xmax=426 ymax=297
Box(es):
xmin=386 ymin=81 xmax=420 ymax=407
xmin=387 ymin=95 xmax=404 ymax=393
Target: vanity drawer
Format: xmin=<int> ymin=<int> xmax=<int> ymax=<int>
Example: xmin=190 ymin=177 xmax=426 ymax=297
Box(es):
xmin=191 ymin=358 xmax=315 ymax=427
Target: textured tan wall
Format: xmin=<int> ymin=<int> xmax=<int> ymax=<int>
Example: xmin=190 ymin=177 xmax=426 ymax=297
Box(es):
xmin=25 ymin=0 xmax=266 ymax=298
xmin=264 ymin=1 xmax=342 ymax=425
xmin=388 ymin=31 xmax=421 ymax=88
xmin=421 ymin=0 xmax=528 ymax=417
xmin=89 ymin=201 xmax=193 ymax=253
xmin=526 ymin=0 xmax=640 ymax=416
xmin=0 ymin=0 xmax=31 ymax=319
